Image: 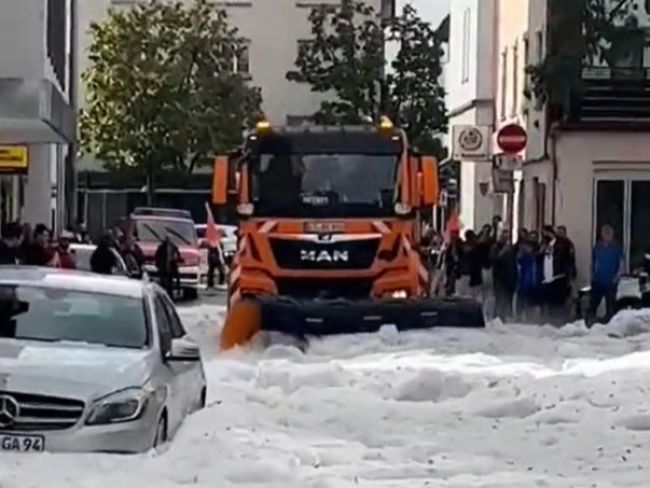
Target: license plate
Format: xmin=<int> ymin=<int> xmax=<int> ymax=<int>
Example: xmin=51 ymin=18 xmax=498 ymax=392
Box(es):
xmin=0 ymin=433 xmax=45 ymax=452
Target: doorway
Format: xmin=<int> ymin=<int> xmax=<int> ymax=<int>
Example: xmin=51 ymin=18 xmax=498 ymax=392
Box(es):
xmin=594 ymin=175 xmax=650 ymax=271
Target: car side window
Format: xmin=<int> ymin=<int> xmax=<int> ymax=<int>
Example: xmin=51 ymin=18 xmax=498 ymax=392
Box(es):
xmin=161 ymin=295 xmax=186 ymax=339
xmin=153 ymin=295 xmax=173 ymax=354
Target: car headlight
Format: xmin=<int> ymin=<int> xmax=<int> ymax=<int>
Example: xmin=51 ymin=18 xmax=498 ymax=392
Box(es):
xmin=86 ymin=387 xmax=152 ymax=425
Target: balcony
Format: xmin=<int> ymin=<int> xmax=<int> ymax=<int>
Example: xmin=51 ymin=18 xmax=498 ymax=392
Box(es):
xmin=567 ymin=66 xmax=650 ymax=125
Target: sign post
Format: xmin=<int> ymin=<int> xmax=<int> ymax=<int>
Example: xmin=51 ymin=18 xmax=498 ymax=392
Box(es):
xmin=494 ymin=124 xmax=525 ymax=241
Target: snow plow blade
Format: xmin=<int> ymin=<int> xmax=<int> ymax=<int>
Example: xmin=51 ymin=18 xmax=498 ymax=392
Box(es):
xmin=258 ymin=296 xmax=485 ymax=337
xmin=219 ymin=297 xmax=485 ymax=350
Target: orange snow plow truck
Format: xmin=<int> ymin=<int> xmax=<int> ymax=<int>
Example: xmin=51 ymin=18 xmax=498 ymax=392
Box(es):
xmin=213 ymin=117 xmax=485 ymax=350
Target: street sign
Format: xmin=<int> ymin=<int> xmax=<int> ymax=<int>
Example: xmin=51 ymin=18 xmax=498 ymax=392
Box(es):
xmin=494 ymin=154 xmax=520 ymax=171
xmin=496 ymin=124 xmax=527 ymax=154
xmin=452 ymin=125 xmax=491 ymax=161
xmin=492 ymin=168 xmax=515 ymax=194
xmin=0 ymin=146 xmax=28 ymax=174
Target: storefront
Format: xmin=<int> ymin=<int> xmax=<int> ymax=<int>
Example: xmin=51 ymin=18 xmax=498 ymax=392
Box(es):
xmin=518 ymin=131 xmax=650 ymax=287
xmin=0 ymin=145 xmax=28 ymax=228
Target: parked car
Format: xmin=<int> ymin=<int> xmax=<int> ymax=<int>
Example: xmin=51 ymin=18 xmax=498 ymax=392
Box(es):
xmin=69 ymin=243 xmax=132 ymax=277
xmin=127 ymin=211 xmax=202 ymax=300
xmin=196 ymin=224 xmax=237 ymax=264
xmin=0 ymin=266 xmax=206 ymax=453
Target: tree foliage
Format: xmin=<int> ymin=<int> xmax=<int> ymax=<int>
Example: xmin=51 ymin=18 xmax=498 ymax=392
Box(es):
xmin=79 ymin=0 xmax=262 ymax=186
xmin=526 ymin=0 xmax=649 ymax=110
xmin=286 ymin=0 xmax=447 ymax=158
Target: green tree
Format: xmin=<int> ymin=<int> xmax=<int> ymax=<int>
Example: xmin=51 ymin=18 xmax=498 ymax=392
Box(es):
xmin=79 ymin=0 xmax=262 ymax=204
xmin=526 ymin=0 xmax=647 ymax=112
xmin=286 ymin=0 xmax=447 ymax=158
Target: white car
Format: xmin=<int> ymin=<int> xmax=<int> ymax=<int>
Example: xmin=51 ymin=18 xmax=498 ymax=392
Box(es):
xmin=0 ymin=266 xmax=206 ymax=453
xmin=69 ymin=243 xmax=131 ymax=277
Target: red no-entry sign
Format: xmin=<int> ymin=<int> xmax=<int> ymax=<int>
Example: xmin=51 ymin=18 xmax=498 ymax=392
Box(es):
xmin=496 ymin=124 xmax=527 ymax=154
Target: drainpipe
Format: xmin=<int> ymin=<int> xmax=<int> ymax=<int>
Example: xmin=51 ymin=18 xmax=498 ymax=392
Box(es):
xmin=549 ymin=121 xmax=560 ymax=226
xmin=65 ymin=0 xmax=78 ymax=228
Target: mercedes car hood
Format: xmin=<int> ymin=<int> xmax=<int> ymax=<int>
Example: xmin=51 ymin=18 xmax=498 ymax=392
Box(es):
xmin=0 ymin=340 xmax=154 ymax=401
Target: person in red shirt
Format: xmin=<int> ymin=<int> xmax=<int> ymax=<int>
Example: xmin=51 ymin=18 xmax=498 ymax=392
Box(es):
xmin=54 ymin=231 xmax=77 ymax=269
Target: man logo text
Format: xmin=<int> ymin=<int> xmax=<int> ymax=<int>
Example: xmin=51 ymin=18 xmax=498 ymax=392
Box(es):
xmin=300 ymin=250 xmax=349 ymax=263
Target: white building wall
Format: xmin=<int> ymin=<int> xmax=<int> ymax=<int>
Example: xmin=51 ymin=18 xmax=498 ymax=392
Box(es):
xmin=78 ymin=0 xmax=384 ymax=126
xmin=0 ymin=0 xmax=73 ymax=232
xmin=447 ymin=0 xmax=496 ymax=231
xmin=0 ymin=0 xmax=46 ymax=80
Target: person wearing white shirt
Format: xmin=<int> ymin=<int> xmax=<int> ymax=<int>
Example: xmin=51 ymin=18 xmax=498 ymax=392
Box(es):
xmin=539 ymin=226 xmax=573 ymax=325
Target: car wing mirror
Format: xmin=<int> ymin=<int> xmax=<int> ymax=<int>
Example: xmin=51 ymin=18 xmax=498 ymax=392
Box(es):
xmin=167 ymin=337 xmax=201 ymax=362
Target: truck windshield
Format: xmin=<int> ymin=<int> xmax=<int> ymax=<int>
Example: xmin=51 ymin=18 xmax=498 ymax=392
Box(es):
xmin=250 ymin=153 xmax=399 ymax=218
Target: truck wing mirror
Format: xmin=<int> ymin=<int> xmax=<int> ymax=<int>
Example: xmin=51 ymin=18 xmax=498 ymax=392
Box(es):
xmin=420 ymin=156 xmax=439 ymax=207
xmin=212 ymin=155 xmax=229 ymax=205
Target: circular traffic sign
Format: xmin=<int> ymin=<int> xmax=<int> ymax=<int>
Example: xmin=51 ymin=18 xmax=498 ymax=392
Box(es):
xmin=496 ymin=124 xmax=527 ymax=154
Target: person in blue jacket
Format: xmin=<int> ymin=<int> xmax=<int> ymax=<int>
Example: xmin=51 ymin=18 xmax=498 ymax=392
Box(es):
xmin=516 ymin=239 xmax=540 ymax=322
xmin=588 ymin=224 xmax=624 ymax=325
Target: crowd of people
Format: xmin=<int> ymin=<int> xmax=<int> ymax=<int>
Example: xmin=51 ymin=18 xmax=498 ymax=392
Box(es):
xmin=0 ymin=222 xmax=83 ymax=268
xmin=426 ymin=219 xmax=625 ymax=327
xmin=0 ymin=220 xmax=214 ymax=301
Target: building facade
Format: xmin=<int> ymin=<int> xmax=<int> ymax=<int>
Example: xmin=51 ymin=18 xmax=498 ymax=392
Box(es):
xmin=0 ymin=0 xmax=76 ymax=235
xmin=446 ymin=0 xmax=497 ymax=231
xmin=497 ymin=0 xmax=650 ymax=286
xmin=492 ymin=0 xmax=535 ymax=238
xmin=76 ymin=0 xmax=391 ymax=229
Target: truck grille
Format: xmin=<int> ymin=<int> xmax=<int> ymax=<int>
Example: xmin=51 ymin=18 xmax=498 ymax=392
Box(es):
xmin=0 ymin=391 xmax=84 ymax=432
xmin=270 ymin=238 xmax=379 ymax=270
xmin=276 ymin=278 xmax=373 ymax=299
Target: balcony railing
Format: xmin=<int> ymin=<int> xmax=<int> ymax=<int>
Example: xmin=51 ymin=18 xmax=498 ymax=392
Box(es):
xmin=568 ymin=66 xmax=650 ymax=124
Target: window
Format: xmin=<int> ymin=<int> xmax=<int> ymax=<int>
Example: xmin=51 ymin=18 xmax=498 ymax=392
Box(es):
xmin=47 ymin=0 xmax=67 ymax=90
xmin=523 ymin=35 xmax=530 ymax=91
xmin=536 ymin=30 xmax=544 ymax=62
xmin=154 ymin=296 xmax=172 ymax=354
xmin=500 ymin=49 xmax=508 ymax=120
xmin=461 ymin=8 xmax=471 ymax=83
xmin=234 ymin=42 xmax=250 ymax=74
xmin=286 ymin=115 xmax=313 ymax=127
xmin=511 ymin=42 xmax=519 ymax=117
xmin=0 ymin=287 xmax=148 ymax=349
xmin=160 ymin=294 xmax=186 ymax=339
xmin=297 ymin=39 xmax=314 ymax=56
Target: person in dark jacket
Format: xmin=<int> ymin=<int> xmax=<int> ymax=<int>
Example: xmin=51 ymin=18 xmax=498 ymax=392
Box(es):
xmin=588 ymin=224 xmax=623 ymax=325
xmin=516 ymin=239 xmax=540 ymax=321
xmin=491 ymin=229 xmax=517 ymax=321
xmin=90 ymin=233 xmax=117 ymax=275
xmin=443 ymin=229 xmax=464 ymax=297
xmin=462 ymin=230 xmax=484 ymax=299
xmin=155 ymin=237 xmax=181 ymax=299
xmin=120 ymin=234 xmax=145 ymax=278
xmin=22 ymin=224 xmax=53 ymax=266
xmin=539 ymin=225 xmax=574 ymax=325
xmin=0 ymin=222 xmax=23 ymax=265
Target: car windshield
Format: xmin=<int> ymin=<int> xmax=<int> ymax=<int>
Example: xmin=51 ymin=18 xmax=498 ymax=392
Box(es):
xmin=250 ymin=153 xmax=399 ymax=218
xmin=0 ymin=285 xmax=148 ymax=349
xmin=135 ymin=218 xmax=197 ymax=247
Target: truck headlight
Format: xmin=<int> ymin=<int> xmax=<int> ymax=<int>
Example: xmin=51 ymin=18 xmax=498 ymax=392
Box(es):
xmin=86 ymin=387 xmax=152 ymax=425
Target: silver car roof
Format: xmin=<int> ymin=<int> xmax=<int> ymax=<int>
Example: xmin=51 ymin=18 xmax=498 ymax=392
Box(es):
xmin=0 ymin=266 xmax=148 ymax=299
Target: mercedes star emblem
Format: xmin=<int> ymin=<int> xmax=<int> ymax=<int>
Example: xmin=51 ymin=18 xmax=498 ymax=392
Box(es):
xmin=0 ymin=394 xmax=20 ymax=429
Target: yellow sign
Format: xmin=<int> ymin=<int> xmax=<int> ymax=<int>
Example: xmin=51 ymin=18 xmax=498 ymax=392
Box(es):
xmin=0 ymin=146 xmax=28 ymax=174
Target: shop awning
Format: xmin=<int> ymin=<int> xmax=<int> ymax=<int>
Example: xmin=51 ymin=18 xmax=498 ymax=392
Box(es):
xmin=0 ymin=78 xmax=75 ymax=144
